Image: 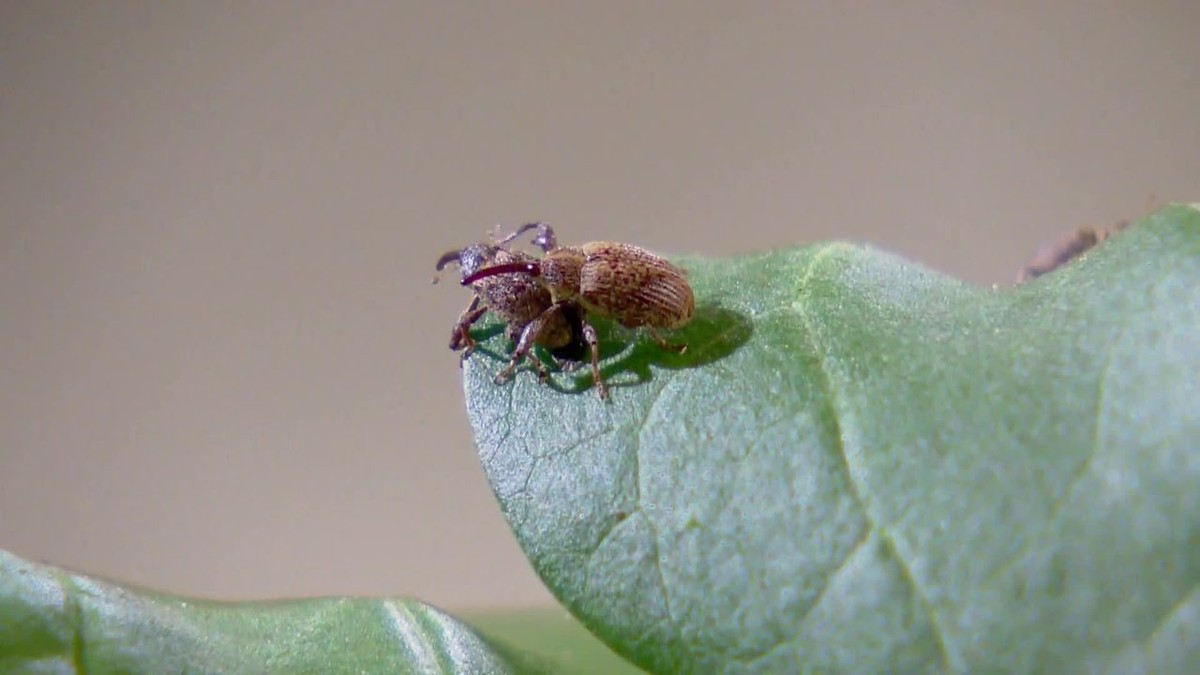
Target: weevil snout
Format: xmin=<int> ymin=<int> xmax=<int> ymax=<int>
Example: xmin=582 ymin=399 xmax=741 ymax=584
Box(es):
xmin=461 ymin=261 xmax=542 ymax=286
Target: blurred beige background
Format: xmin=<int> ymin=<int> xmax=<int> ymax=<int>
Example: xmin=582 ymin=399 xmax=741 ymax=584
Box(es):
xmin=2 ymin=3 xmax=1198 ymax=611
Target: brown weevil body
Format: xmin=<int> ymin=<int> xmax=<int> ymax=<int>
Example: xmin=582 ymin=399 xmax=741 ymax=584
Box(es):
xmin=1016 ymin=220 xmax=1130 ymax=283
xmin=435 ymin=232 xmax=585 ymax=383
xmin=461 ymin=222 xmax=695 ymax=400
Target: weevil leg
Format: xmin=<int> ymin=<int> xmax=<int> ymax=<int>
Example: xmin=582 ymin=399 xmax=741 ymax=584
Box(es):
xmin=582 ymin=321 xmax=608 ymax=400
xmin=495 ymin=222 xmax=557 ymax=252
xmin=493 ymin=357 xmax=547 ymax=386
xmin=493 ymin=363 xmax=518 ymax=386
xmin=550 ymin=354 xmax=583 ymax=372
xmin=647 ymin=326 xmax=688 ymax=354
xmin=495 ymin=308 xmax=558 ymax=385
xmin=528 ymin=222 xmax=557 ymax=252
xmin=450 ymin=297 xmax=487 ymax=364
xmin=494 ymin=222 xmax=540 ymax=247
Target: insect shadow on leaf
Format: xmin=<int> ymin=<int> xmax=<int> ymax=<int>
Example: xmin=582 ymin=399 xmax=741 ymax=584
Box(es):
xmin=494 ymin=302 xmax=753 ymax=396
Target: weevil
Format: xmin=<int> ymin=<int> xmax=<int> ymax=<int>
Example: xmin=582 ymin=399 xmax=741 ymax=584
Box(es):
xmin=1016 ymin=220 xmax=1129 ymax=283
xmin=461 ymin=222 xmax=695 ymax=400
xmin=435 ymin=231 xmax=585 ymax=382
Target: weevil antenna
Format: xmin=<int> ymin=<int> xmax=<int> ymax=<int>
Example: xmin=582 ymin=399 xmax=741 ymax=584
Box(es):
xmin=495 ymin=222 xmax=557 ymax=252
xmin=461 ymin=261 xmax=540 ymax=286
xmin=435 ymin=250 xmax=463 ymax=271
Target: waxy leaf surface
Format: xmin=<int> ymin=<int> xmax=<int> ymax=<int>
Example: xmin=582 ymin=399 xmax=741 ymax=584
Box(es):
xmin=0 ymin=550 xmax=634 ymax=674
xmin=464 ymin=205 xmax=1200 ymax=673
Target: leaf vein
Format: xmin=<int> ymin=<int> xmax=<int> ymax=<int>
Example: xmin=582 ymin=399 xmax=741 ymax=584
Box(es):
xmin=1142 ymin=582 xmax=1199 ymax=658
xmin=740 ymin=527 xmax=874 ymax=668
xmin=790 ymin=246 xmax=954 ymax=672
xmin=978 ymin=327 xmax=1119 ymax=592
xmin=63 ymin=573 xmax=87 ymax=675
xmin=383 ymin=601 xmax=441 ymax=672
xmin=633 ymin=379 xmax=678 ymax=634
xmin=1044 ymin=326 xmax=1116 ymax=520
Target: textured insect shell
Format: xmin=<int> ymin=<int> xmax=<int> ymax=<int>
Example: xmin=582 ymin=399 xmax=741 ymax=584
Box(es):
xmin=467 ymin=247 xmax=575 ymax=349
xmin=550 ymin=242 xmax=695 ymax=330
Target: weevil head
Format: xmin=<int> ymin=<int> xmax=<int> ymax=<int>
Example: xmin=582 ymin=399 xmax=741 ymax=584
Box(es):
xmin=461 ymin=248 xmax=588 ymax=304
xmin=436 ymin=243 xmax=498 ymax=278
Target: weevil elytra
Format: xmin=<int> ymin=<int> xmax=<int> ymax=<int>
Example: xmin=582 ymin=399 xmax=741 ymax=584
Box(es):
xmin=461 ymin=222 xmax=695 ymax=400
xmin=435 ymin=232 xmax=585 ymax=383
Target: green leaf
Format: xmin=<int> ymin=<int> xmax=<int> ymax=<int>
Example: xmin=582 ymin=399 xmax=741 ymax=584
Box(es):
xmin=0 ymin=549 xmax=622 ymax=674
xmin=464 ymin=204 xmax=1200 ymax=673
xmin=467 ymin=608 xmax=644 ymax=674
